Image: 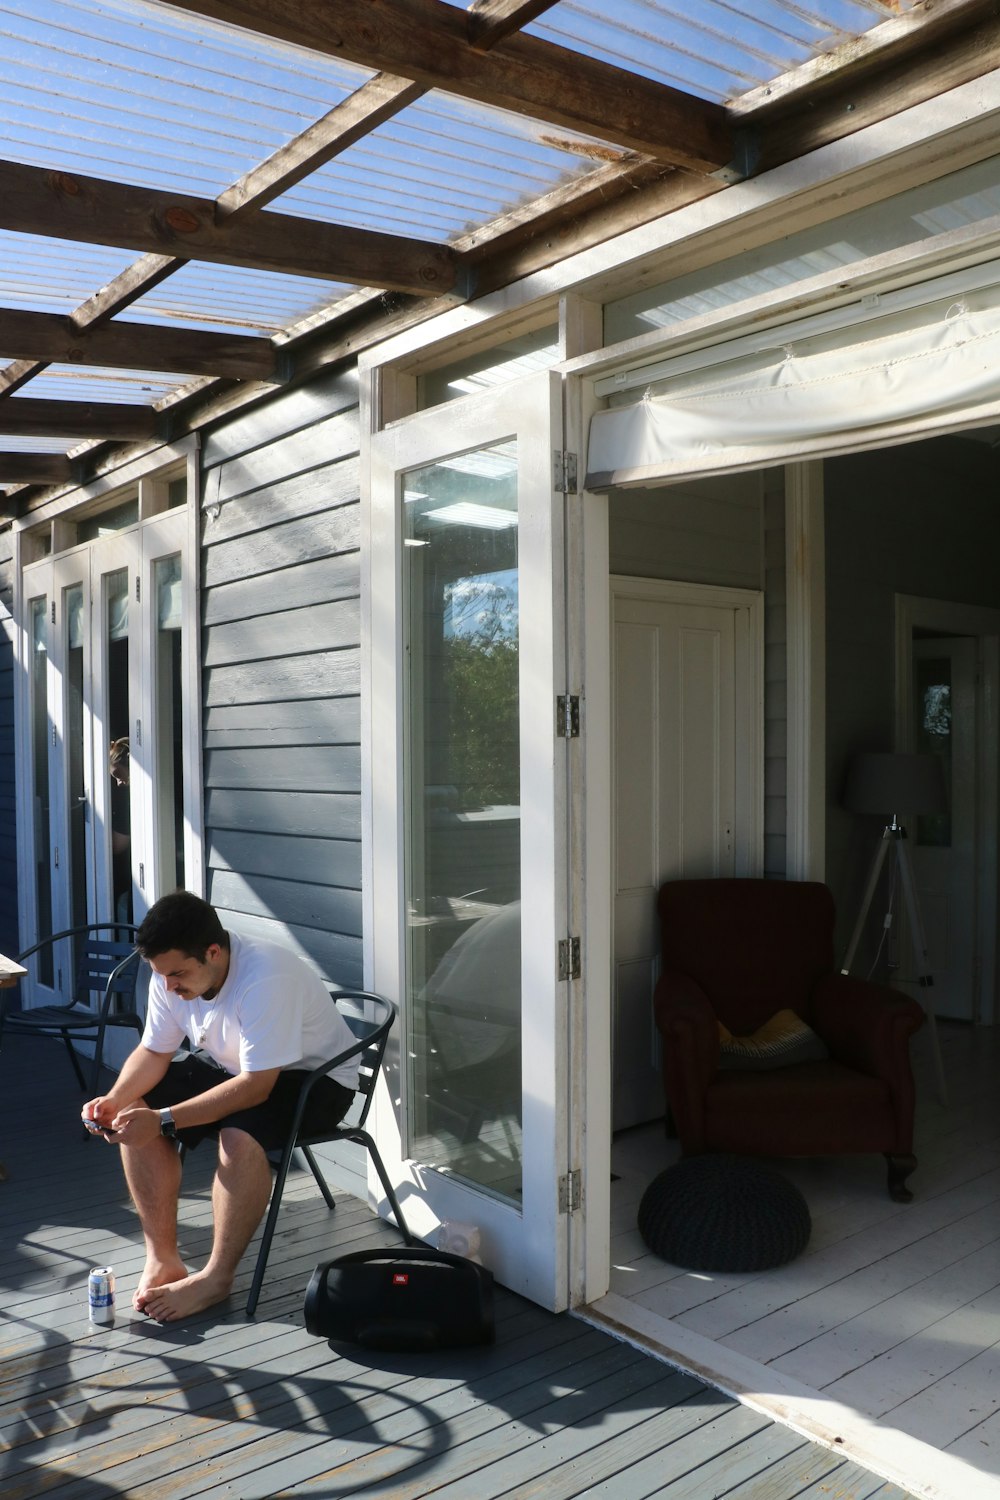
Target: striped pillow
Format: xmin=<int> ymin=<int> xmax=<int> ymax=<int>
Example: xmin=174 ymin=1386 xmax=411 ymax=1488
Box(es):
xmin=717 ymin=1009 xmax=828 ymax=1070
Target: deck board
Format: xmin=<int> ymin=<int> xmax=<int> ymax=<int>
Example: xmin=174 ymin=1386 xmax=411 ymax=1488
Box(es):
xmin=0 ymin=1036 xmax=913 ymax=1499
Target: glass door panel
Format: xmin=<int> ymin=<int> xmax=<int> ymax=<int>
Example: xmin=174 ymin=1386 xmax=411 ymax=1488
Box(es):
xmin=28 ymin=586 xmax=54 ymax=982
xmin=153 ymin=551 xmax=185 ymax=894
xmin=404 ymin=443 xmax=523 ymax=1199
xmin=371 ymin=371 xmax=570 ymax=1310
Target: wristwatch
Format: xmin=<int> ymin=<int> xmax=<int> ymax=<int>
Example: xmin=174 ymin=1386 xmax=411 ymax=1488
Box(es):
xmin=158 ymin=1107 xmax=178 ymax=1140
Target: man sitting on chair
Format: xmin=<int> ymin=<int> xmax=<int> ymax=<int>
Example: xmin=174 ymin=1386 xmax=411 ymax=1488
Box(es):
xmin=83 ymin=890 xmax=359 ymax=1322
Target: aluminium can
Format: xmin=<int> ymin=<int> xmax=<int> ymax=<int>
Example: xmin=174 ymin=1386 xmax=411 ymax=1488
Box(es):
xmin=88 ymin=1266 xmax=116 ymax=1323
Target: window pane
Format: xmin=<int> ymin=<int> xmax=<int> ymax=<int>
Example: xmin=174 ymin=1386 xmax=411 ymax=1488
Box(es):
xmin=64 ymin=583 xmax=88 ymax=932
xmin=30 ymin=596 xmax=53 ymax=980
xmin=916 ymin=656 xmax=951 ymax=848
xmin=154 ymin=554 xmax=185 ymax=893
xmin=106 ymin=567 xmax=132 ymax=923
xmin=404 ymin=442 xmax=522 ymax=1201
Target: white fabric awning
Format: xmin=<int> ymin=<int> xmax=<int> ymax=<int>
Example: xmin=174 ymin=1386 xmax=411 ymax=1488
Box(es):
xmin=586 ymin=282 xmax=1000 ymax=488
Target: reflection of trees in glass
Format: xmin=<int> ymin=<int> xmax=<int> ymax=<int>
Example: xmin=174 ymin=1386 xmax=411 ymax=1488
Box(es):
xmin=922 ymin=683 xmax=950 ymax=737
xmin=444 ymin=574 xmax=519 ymax=809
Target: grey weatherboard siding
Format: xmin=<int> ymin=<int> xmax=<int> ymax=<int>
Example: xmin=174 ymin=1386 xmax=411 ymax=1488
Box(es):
xmin=199 ymin=368 xmax=364 ymax=987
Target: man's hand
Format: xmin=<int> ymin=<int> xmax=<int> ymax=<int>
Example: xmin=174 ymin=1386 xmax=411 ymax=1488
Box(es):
xmin=82 ymin=1094 xmax=123 ymax=1142
xmin=111 ymin=1104 xmax=163 ymax=1147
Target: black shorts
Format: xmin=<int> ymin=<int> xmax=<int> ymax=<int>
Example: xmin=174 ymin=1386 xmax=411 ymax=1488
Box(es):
xmin=144 ymin=1053 xmax=355 ymax=1155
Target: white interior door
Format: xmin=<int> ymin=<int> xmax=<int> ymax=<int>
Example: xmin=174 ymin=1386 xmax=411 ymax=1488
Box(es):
xmin=906 ymin=637 xmax=978 ymax=1021
xmin=611 ymin=579 xmax=763 ymax=1132
xmin=369 ymin=372 xmax=572 ymax=1310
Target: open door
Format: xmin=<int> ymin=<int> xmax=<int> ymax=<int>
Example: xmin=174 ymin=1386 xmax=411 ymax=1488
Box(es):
xmin=368 ymin=372 xmax=572 ymax=1310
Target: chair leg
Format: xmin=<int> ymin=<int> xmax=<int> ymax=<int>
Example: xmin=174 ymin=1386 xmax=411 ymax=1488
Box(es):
xmin=62 ymin=1033 xmax=88 ymax=1090
xmin=89 ymin=1021 xmax=108 ymax=1096
xmin=885 ymin=1153 xmax=917 ymax=1203
xmin=300 ymin=1145 xmax=337 ymax=1209
xmin=246 ymin=1143 xmax=296 ymax=1318
xmin=348 ymin=1129 xmax=418 ymax=1247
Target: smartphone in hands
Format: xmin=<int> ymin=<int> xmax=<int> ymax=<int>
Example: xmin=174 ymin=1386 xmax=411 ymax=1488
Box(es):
xmin=83 ymin=1116 xmax=120 ymax=1136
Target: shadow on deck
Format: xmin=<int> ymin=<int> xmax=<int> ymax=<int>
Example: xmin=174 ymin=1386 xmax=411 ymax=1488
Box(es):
xmin=0 ymin=1036 xmax=917 ymax=1500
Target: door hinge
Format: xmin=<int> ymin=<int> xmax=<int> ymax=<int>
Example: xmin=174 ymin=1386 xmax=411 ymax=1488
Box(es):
xmin=558 ymin=936 xmax=581 ymax=981
xmin=556 ymin=694 xmax=580 ymax=738
xmin=558 ymin=1169 xmax=582 ymax=1214
xmin=53 ymin=845 xmax=60 ymax=868
xmin=139 ymin=862 xmax=145 ymax=888
xmin=135 ymin=718 xmax=142 ymax=747
xmin=50 ymin=601 xmax=56 ymax=625
xmin=135 ymin=574 xmax=141 ymax=603
xmin=553 ymin=450 xmax=578 ymax=494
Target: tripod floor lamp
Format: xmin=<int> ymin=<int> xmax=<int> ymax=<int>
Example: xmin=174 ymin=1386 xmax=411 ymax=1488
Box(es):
xmin=841 ymin=751 xmax=948 ymax=1105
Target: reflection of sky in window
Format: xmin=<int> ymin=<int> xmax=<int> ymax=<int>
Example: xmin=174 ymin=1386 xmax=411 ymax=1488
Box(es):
xmin=609 ymin=157 xmax=1000 ymax=338
xmin=923 ymin=684 xmax=950 ymax=737
xmin=445 ymin=569 xmax=518 ymax=641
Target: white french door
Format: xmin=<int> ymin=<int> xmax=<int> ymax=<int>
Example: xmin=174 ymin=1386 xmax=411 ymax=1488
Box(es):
xmin=368 ymin=372 xmax=573 ymax=1310
xmin=18 ymin=509 xmax=199 ymax=1058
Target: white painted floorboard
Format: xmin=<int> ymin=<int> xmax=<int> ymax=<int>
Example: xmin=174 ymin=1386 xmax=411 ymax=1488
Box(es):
xmin=594 ymin=1021 xmax=1000 ymax=1499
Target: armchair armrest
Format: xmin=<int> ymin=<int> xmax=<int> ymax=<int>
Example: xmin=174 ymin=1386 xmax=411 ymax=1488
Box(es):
xmin=811 ymin=972 xmax=925 ymax=1079
xmin=653 ymin=973 xmax=719 ymax=1149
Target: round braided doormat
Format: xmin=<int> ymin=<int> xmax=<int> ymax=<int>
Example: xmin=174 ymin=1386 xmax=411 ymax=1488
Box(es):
xmin=638 ymin=1155 xmax=811 ymax=1273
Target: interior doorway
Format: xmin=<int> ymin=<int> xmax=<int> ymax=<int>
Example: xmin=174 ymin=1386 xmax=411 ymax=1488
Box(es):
xmin=610 ymin=576 xmax=763 ymax=1133
xmin=894 ymin=594 xmax=1000 ymax=1027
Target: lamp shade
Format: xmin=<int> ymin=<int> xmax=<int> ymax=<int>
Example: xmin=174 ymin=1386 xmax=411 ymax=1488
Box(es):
xmin=843 ymin=752 xmax=947 ymax=816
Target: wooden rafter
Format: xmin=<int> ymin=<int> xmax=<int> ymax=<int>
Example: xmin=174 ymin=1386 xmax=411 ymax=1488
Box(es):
xmin=0 ymin=308 xmax=277 ymax=380
xmin=217 ymin=75 xmax=425 ymax=217
xmin=0 ymin=453 xmax=74 ymax=483
xmin=0 ymin=160 xmax=460 ymax=296
xmin=0 ymin=400 xmax=158 ymax=438
xmin=467 ymin=0 xmax=560 ymax=51
xmin=159 ymin=0 xmax=733 ymax=173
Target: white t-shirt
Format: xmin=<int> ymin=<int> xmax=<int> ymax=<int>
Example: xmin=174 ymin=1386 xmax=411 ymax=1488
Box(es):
xmin=141 ymin=931 xmax=359 ymax=1090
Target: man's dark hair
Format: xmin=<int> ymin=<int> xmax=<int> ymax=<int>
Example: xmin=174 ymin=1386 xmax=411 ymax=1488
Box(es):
xmin=136 ymin=890 xmax=229 ymax=961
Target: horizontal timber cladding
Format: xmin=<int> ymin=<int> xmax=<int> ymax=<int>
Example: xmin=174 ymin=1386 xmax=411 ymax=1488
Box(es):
xmin=200 ymin=367 xmax=363 ymax=988
xmin=0 ymin=526 xmax=16 ymax=955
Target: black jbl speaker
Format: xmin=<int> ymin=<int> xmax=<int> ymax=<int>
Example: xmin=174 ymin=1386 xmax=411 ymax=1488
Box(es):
xmin=304 ymin=1246 xmax=495 ymax=1351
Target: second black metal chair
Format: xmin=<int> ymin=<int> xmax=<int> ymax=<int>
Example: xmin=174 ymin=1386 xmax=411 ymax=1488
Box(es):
xmin=3 ymin=923 xmax=141 ymax=1092
xmin=245 ymin=987 xmax=417 ymax=1317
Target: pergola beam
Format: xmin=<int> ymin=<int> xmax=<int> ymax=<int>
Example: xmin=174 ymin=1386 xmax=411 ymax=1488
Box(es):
xmin=0 ymin=308 xmax=277 ymax=380
xmin=0 ymin=400 xmax=158 ymax=439
xmin=0 ymin=452 xmax=74 ymax=483
xmin=0 ymin=159 xmax=461 ymax=296
xmin=160 ymin=0 xmax=733 ymax=173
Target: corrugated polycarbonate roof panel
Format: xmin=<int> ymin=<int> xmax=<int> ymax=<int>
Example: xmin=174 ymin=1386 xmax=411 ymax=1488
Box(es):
xmin=0 ymin=231 xmax=137 ymax=314
xmin=441 ymin=0 xmax=910 ymax=105
xmin=276 ymin=91 xmax=611 ymax=241
xmin=121 ymin=263 xmax=354 ymax=336
xmin=0 ymin=0 xmax=377 ymax=196
xmin=26 ymin=364 xmax=191 ymax=403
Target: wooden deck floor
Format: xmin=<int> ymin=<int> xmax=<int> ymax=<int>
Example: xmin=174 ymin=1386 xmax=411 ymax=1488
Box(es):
xmin=0 ymin=1037 xmax=917 ymax=1500
xmin=594 ymin=1021 xmax=1000 ymax=1500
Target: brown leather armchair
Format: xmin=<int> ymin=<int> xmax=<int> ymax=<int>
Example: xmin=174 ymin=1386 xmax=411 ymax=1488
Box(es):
xmin=653 ymin=878 xmax=926 ymax=1201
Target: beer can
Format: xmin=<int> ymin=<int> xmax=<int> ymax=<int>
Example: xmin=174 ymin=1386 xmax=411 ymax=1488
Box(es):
xmin=88 ymin=1266 xmax=116 ymax=1323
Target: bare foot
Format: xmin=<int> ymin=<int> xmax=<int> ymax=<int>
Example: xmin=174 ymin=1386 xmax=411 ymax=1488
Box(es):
xmin=140 ymin=1269 xmax=233 ymax=1323
xmin=134 ymin=1256 xmax=188 ymax=1313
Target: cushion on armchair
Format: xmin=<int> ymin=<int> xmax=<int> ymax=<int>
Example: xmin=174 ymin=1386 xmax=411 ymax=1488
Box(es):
xmin=717 ymin=1008 xmax=828 ymax=1071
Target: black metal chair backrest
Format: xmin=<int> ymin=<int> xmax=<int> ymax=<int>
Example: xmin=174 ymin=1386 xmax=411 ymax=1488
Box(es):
xmin=9 ymin=922 xmax=141 ymax=1092
xmin=336 ymin=994 xmax=395 ymax=1133
xmin=18 ymin=923 xmax=139 ymax=1006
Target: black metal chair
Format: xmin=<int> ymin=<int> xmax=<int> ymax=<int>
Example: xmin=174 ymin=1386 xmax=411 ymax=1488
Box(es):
xmin=246 ymin=988 xmax=418 ymax=1317
xmin=3 ymin=923 xmax=141 ymax=1093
